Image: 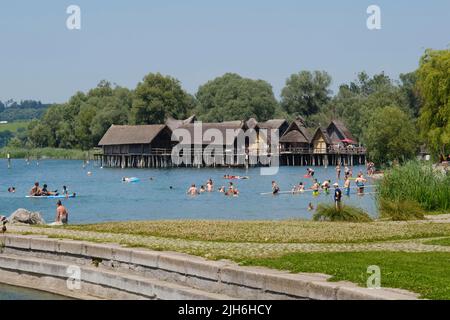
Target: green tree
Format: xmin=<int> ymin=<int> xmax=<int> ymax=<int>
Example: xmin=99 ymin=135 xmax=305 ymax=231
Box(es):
xmin=280 ymin=71 xmax=332 ymax=117
xmin=195 ymin=73 xmax=279 ymax=122
xmin=364 ymin=106 xmax=419 ymax=165
xmin=416 ymin=49 xmax=450 ymax=158
xmin=131 ymin=73 xmax=194 ymax=124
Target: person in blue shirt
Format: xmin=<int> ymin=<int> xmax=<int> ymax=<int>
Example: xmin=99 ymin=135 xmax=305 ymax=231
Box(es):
xmin=333 ymin=183 xmax=342 ymax=210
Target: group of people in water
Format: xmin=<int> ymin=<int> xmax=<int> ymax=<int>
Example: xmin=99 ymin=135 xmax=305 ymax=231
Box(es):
xmin=29 ymin=182 xmax=71 ymax=197
xmin=187 ymin=178 xmax=240 ymax=197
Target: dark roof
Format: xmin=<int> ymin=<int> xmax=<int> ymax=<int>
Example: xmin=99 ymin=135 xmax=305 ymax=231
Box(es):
xmin=279 ymin=120 xmax=312 ymax=143
xmin=175 ymin=121 xmax=247 ymax=145
xmin=166 ymin=115 xmax=196 ymax=131
xmin=328 ymin=120 xmax=356 ymax=143
xmin=98 ymin=125 xmax=167 ymax=146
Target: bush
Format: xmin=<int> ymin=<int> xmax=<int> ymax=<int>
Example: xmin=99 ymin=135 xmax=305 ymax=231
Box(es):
xmin=379 ymin=199 xmax=425 ymax=221
xmin=378 ymin=161 xmax=450 ymax=212
xmin=313 ymin=204 xmax=372 ymax=223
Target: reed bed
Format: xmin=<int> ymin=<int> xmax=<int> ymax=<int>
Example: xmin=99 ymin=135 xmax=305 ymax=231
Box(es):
xmin=378 ymin=161 xmax=450 ymax=213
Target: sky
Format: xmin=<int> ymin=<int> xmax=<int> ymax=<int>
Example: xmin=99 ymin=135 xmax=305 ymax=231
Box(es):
xmin=0 ymin=0 xmax=449 ymax=103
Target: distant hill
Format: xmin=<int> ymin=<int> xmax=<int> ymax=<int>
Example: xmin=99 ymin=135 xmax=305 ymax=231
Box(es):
xmin=0 ymin=100 xmax=51 ymax=122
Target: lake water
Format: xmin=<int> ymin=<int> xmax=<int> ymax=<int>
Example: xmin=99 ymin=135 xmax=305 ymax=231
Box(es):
xmin=0 ymin=159 xmax=378 ymax=224
xmin=0 ymin=283 xmax=71 ymax=300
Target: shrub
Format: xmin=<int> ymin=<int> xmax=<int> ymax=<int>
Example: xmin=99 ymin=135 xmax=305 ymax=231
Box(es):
xmin=313 ymin=204 xmax=372 ymax=223
xmin=379 ymin=199 xmax=425 ymax=221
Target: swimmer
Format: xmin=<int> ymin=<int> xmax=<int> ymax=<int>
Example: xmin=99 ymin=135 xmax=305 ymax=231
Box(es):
xmin=355 ymin=174 xmax=367 ymax=195
xmin=206 ymin=179 xmax=214 ymax=192
xmin=218 ymin=186 xmax=225 ymax=193
xmin=199 ymin=185 xmax=206 ymax=193
xmin=187 ymin=184 xmax=199 ymax=196
xmin=272 ymin=181 xmax=280 ymax=195
xmin=311 ymin=180 xmax=320 ymax=197
xmin=308 ymin=203 xmax=314 ymax=211
xmin=7 ymin=187 xmax=16 ymax=193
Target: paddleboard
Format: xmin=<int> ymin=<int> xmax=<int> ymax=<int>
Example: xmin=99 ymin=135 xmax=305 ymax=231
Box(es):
xmin=26 ymin=193 xmax=76 ymax=199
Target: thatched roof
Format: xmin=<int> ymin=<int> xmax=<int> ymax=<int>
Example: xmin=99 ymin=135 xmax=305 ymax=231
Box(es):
xmin=175 ymin=121 xmax=247 ymax=145
xmin=166 ymin=115 xmax=196 ymax=131
xmin=98 ymin=125 xmax=168 ymax=146
xmin=327 ymin=119 xmax=356 ymax=143
xmin=279 ymin=120 xmax=312 ymax=144
xmin=311 ymin=127 xmax=332 ymax=145
xmin=258 ymin=119 xmax=288 ymax=130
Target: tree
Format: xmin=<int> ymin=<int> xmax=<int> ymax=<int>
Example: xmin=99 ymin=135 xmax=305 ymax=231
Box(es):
xmin=280 ymin=71 xmax=332 ymax=117
xmin=416 ymin=49 xmax=450 ymax=158
xmin=399 ymin=71 xmax=421 ymax=117
xmin=130 ymin=73 xmax=194 ymax=124
xmin=364 ymin=106 xmax=419 ymax=165
xmin=196 ymin=73 xmax=279 ymax=122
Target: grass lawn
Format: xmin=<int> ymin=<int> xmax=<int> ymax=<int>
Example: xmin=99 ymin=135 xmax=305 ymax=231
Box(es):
xmin=242 ymin=251 xmax=450 ymax=300
xmin=0 ymin=121 xmax=29 ymax=133
xmin=424 ymin=237 xmax=450 ymax=246
xmin=67 ymin=219 xmax=450 ymax=244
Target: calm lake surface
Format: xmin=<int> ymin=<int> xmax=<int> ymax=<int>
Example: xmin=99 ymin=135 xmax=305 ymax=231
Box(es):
xmin=0 ymin=283 xmax=71 ymax=300
xmin=0 ymin=159 xmax=378 ymax=224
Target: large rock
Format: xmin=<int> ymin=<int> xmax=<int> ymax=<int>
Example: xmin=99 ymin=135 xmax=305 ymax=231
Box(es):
xmin=8 ymin=209 xmax=46 ymax=225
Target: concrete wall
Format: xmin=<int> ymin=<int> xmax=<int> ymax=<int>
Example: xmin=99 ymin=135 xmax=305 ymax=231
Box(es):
xmin=0 ymin=234 xmax=418 ymax=300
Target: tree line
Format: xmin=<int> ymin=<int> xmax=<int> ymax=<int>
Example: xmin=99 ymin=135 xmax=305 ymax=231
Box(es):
xmin=7 ymin=49 xmax=450 ymax=165
xmin=0 ymin=100 xmax=50 ymax=122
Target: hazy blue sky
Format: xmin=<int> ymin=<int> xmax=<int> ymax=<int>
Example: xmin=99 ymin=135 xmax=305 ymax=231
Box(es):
xmin=0 ymin=0 xmax=449 ymax=103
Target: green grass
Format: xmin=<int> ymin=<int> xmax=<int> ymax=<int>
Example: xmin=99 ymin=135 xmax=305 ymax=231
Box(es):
xmin=313 ymin=204 xmax=372 ymax=222
xmin=378 ymin=161 xmax=450 ymax=212
xmin=0 ymin=147 xmax=93 ymax=160
xmin=0 ymin=121 xmax=30 ymax=133
xmin=65 ymin=219 xmax=450 ymax=244
xmin=424 ymin=237 xmax=450 ymax=246
xmin=242 ymin=251 xmax=450 ymax=300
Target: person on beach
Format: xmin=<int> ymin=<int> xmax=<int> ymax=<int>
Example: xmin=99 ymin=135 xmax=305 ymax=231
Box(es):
xmin=344 ymin=176 xmax=351 ymax=196
xmin=272 ymin=181 xmax=280 ymax=195
xmin=187 ymin=184 xmax=199 ymax=196
xmin=55 ymin=200 xmax=69 ymax=225
xmin=334 ymin=183 xmax=342 ymax=210
xmin=355 ymin=174 xmax=367 ymax=195
xmin=30 ymin=182 xmax=42 ymax=196
xmin=336 ymin=164 xmax=341 ymax=180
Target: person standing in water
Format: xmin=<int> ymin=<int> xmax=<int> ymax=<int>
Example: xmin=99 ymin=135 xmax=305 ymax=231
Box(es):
xmin=187 ymin=184 xmax=199 ymax=196
xmin=355 ymin=174 xmax=367 ymax=195
xmin=333 ymin=183 xmax=342 ymax=211
xmin=272 ymin=181 xmax=280 ymax=195
xmin=55 ymin=200 xmax=69 ymax=224
xmin=344 ymin=177 xmax=351 ymax=196
xmin=206 ymin=179 xmax=214 ymax=192
xmin=336 ymin=164 xmax=341 ymax=180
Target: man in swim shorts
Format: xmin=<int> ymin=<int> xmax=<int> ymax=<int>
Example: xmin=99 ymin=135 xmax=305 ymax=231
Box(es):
xmin=333 ymin=183 xmax=342 ymax=210
xmin=55 ymin=200 xmax=69 ymax=224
